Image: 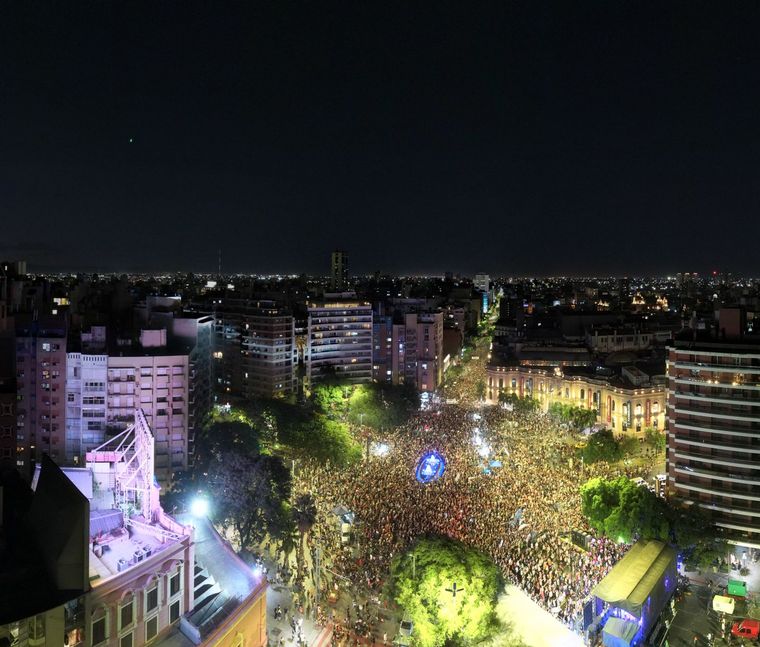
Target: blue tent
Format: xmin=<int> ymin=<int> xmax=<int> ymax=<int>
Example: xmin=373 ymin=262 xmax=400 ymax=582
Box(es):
xmin=602 ymin=617 xmax=639 ymax=647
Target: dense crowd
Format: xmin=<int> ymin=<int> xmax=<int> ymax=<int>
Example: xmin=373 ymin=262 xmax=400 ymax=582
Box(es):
xmin=295 ymin=403 xmax=645 ymax=631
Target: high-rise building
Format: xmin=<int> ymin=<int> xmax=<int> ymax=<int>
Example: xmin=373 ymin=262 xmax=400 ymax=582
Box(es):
xmin=106 ymin=336 xmax=190 ymax=485
xmin=666 ymin=308 xmax=760 ymax=543
xmin=473 ymin=273 xmax=490 ymax=294
xmin=135 ymin=298 xmax=214 ymax=464
xmin=373 ymin=312 xmax=444 ymax=392
xmin=214 ymin=299 xmax=296 ymax=398
xmin=15 ymin=314 xmax=68 ymax=475
xmin=65 ymin=350 xmax=108 ymax=464
xmin=307 ymin=300 xmax=372 ymax=384
xmin=330 ymin=250 xmax=349 ymax=291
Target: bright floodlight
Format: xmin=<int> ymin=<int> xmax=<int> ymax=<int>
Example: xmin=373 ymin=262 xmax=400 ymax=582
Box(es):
xmin=190 ymin=498 xmax=209 ymax=518
xmin=478 ymin=444 xmax=491 ymax=458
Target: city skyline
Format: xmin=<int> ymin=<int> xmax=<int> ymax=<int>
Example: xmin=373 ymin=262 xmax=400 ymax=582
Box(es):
xmin=3 ymin=2 xmax=760 ymax=274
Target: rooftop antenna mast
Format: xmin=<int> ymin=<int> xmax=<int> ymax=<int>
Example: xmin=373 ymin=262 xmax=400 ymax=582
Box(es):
xmin=218 ymin=248 xmax=222 ymax=276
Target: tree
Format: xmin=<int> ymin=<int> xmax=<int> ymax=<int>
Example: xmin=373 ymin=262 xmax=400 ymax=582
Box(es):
xmin=347 ymin=383 xmax=417 ymax=431
xmin=645 ymin=427 xmax=666 ymax=453
xmin=293 ymin=493 xmax=318 ymax=575
xmin=579 ymin=429 xmax=622 ymax=463
xmin=581 ymin=476 xmax=718 ymax=548
xmin=390 ymin=536 xmax=503 ymax=647
xmin=499 ymin=392 xmax=539 ymax=413
xmin=311 ymin=383 xmax=351 ymax=416
xmin=475 ymin=379 xmax=487 ymax=401
xmin=279 ymin=415 xmax=362 ymax=466
xmin=206 ymin=451 xmax=292 ymax=549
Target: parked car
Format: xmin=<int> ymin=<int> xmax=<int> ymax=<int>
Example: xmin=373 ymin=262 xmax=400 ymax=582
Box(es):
xmin=731 ymin=618 xmax=760 ymax=640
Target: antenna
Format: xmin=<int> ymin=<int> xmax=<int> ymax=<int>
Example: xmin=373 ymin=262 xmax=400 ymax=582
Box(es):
xmin=218 ymin=248 xmax=222 ymax=276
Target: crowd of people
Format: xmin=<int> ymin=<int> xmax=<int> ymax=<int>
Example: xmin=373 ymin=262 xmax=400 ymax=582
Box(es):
xmin=294 ymin=401 xmax=647 ymax=634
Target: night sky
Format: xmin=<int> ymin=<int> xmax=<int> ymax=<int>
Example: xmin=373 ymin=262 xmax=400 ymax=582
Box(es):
xmin=2 ymin=2 xmax=759 ymax=275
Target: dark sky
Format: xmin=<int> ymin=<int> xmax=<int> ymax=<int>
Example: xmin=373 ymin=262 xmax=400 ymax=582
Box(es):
xmin=2 ymin=1 xmax=759 ymax=276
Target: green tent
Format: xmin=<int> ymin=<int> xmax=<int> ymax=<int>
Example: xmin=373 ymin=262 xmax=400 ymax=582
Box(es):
xmin=728 ymin=579 xmax=747 ymax=597
xmin=593 ymin=539 xmax=677 ymax=641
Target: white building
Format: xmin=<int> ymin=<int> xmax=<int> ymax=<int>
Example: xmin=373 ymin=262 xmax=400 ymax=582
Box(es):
xmin=107 ymin=349 xmax=190 ymax=485
xmin=65 ymin=352 xmax=108 ymax=464
xmin=306 ymin=300 xmax=372 ymax=384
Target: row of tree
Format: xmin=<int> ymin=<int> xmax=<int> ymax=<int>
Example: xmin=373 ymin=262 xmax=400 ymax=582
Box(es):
xmin=580 ymin=476 xmax=726 ymax=568
xmin=497 ymin=391 xmax=540 ymax=413
xmin=547 ymin=402 xmax=598 ymax=429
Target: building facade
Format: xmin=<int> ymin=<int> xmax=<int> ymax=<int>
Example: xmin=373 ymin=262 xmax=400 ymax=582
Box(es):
xmin=330 ymin=250 xmax=349 ymax=291
xmin=373 ymin=312 xmax=444 ymax=392
xmin=65 ymin=352 xmax=109 ymax=464
xmin=487 ymin=364 xmax=666 ymax=434
xmin=15 ymin=315 xmax=68 ymax=475
xmin=666 ymin=335 xmax=760 ymax=543
xmin=307 ymin=300 xmax=372 ymax=385
xmin=107 ymin=351 xmax=190 ymax=485
xmin=214 ymin=299 xmax=296 ymax=399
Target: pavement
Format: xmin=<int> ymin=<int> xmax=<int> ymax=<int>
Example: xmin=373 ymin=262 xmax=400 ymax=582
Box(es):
xmin=258 ymin=549 xmax=401 ymax=647
xmin=495 ymin=585 xmax=584 ymax=647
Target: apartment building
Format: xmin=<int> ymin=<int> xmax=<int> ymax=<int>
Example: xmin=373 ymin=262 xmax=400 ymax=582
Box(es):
xmin=15 ymin=315 xmax=68 ymax=475
xmin=373 ymin=312 xmax=444 ymax=392
xmin=666 ymin=308 xmax=760 ymax=543
xmin=214 ymin=299 xmax=296 ymax=398
xmin=307 ymin=300 xmax=372 ymax=384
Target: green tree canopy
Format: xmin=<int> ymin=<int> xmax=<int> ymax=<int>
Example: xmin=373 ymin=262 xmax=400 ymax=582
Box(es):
xmin=580 ymin=476 xmax=719 ymax=550
xmin=499 ymin=392 xmax=540 ymax=414
xmin=644 ymin=427 xmax=666 ymax=452
xmin=205 ymin=451 xmax=292 ymax=548
xmin=347 ymin=383 xmax=418 ymax=430
xmin=548 ymin=402 xmax=598 ymax=429
xmin=579 ymin=429 xmax=622 ymax=463
xmin=391 ymin=536 xmax=503 ymax=647
xmin=279 ymin=414 xmax=362 ymax=466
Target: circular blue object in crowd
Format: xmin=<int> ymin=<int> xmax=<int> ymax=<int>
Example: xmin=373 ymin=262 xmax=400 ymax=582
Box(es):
xmin=415 ymin=451 xmax=446 ymax=483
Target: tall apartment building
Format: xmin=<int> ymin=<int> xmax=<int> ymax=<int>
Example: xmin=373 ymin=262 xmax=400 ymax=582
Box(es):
xmin=65 ymin=352 xmax=108 ymax=464
xmin=307 ymin=300 xmax=372 ymax=384
xmin=169 ymin=315 xmax=213 ymax=460
xmin=666 ymin=308 xmax=760 ymax=544
xmin=107 ymin=334 xmax=190 ymax=485
xmin=214 ymin=299 xmax=296 ymax=398
xmin=136 ymin=299 xmax=214 ymax=462
xmin=373 ymin=312 xmax=444 ymax=392
xmin=330 ymin=250 xmax=349 ymax=291
xmin=474 ymin=273 xmax=490 ymax=294
xmin=15 ymin=315 xmax=68 ymax=475
xmin=0 ymin=377 xmax=15 ymax=469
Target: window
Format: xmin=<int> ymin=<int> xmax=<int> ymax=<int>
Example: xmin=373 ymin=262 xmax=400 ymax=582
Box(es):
xmin=170 ymin=600 xmax=181 ymax=623
xmin=146 ymin=585 xmax=158 ymax=613
xmin=170 ymin=571 xmax=181 ymax=596
xmin=67 ymin=392 xmax=76 ymax=403
xmin=92 ymin=617 xmax=107 ymax=645
xmin=120 ymin=632 xmax=133 ymax=647
xmin=146 ymin=616 xmax=158 ymax=641
xmin=120 ymin=599 xmax=134 ymax=629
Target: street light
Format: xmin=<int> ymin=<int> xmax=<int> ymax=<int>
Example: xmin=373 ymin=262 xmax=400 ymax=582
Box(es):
xmin=190 ymin=497 xmax=209 ymax=518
